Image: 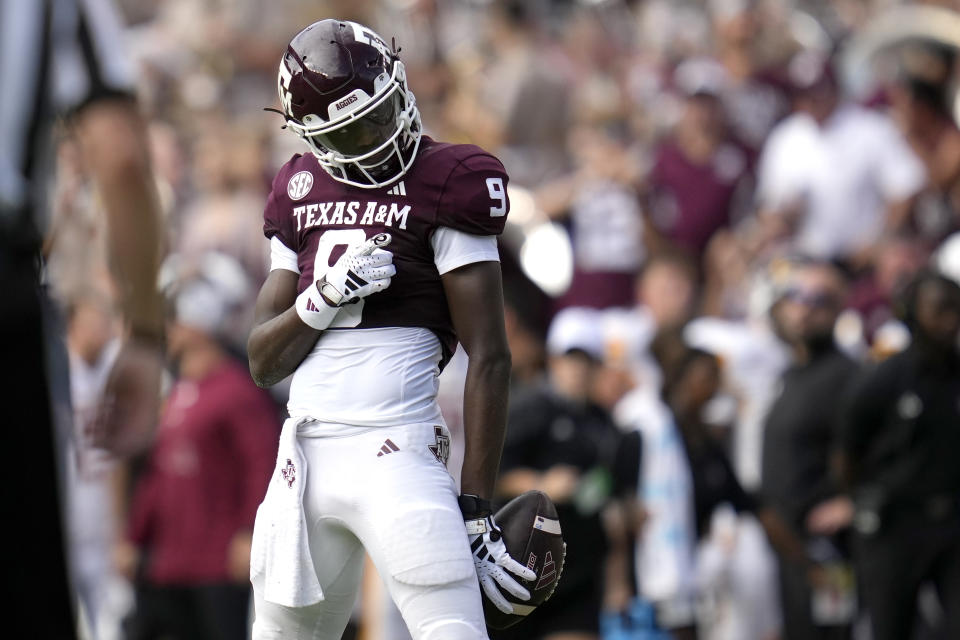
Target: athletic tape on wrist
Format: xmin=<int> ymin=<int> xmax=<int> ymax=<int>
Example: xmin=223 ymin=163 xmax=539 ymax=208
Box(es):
xmin=295 ymin=283 xmax=339 ymax=331
xmin=465 ymin=518 xmax=490 ymax=536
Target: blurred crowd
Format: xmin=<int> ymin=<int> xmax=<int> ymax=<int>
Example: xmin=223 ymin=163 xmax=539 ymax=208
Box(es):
xmin=46 ymin=0 xmax=960 ymax=639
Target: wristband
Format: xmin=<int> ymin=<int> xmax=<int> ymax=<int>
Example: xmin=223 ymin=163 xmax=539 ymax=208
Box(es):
xmin=458 ymin=494 xmax=493 ymax=520
xmin=465 ymin=517 xmax=492 ymax=536
xmin=295 ymin=282 xmax=339 ymax=331
xmin=317 ymin=277 xmax=344 ymax=307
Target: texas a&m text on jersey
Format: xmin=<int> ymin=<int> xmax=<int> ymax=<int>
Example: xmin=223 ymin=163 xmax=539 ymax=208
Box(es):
xmin=263 ymin=139 xmax=510 ymax=364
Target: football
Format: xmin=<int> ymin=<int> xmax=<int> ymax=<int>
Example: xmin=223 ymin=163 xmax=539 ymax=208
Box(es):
xmin=483 ymin=490 xmax=566 ymax=630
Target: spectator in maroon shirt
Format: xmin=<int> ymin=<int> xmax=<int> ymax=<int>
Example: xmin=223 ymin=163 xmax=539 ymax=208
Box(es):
xmin=647 ymin=90 xmax=753 ymax=265
xmin=535 ymin=123 xmax=647 ymax=310
xmin=123 ymin=255 xmax=279 ymax=640
xmin=846 ymin=235 xmax=927 ymax=349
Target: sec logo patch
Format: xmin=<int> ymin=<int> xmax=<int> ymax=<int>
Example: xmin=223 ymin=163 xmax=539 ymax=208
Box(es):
xmin=287 ymin=171 xmax=314 ymax=201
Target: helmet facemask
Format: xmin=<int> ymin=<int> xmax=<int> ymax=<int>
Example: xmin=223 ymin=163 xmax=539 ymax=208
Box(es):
xmin=282 ymin=58 xmax=422 ymax=189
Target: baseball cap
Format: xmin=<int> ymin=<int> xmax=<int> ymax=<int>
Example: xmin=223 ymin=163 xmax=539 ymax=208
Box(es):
xmin=161 ymin=252 xmax=250 ymax=335
xmin=546 ymin=307 xmax=606 ymax=361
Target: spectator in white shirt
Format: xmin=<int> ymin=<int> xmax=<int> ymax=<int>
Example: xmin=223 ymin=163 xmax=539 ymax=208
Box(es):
xmin=755 ymin=51 xmax=926 ymax=266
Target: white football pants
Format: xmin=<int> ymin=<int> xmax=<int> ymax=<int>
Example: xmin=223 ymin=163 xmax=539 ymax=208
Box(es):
xmin=251 ymin=423 xmax=487 ymax=640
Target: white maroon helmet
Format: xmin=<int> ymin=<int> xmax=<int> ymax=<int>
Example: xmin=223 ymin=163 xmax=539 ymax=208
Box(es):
xmin=275 ymin=19 xmax=422 ymax=188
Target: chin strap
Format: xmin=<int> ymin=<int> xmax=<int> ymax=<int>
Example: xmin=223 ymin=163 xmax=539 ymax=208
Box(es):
xmin=263 ymin=106 xmax=292 ymax=129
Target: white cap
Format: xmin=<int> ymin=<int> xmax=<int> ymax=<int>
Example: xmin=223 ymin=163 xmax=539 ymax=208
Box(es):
xmin=161 ymin=252 xmax=250 ymax=335
xmin=934 ymin=232 xmax=960 ymax=286
xmin=546 ymin=307 xmax=605 ymax=360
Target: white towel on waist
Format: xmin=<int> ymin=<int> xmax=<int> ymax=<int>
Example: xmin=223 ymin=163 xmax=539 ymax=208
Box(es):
xmin=250 ymin=417 xmax=323 ymax=607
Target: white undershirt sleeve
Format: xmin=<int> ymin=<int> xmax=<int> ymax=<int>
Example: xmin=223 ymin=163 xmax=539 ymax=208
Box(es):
xmin=756 ymin=124 xmax=805 ymax=213
xmin=430 ymin=226 xmax=500 ymax=275
xmin=270 ymin=236 xmax=300 ymax=274
xmin=873 ymin=116 xmax=925 ymax=202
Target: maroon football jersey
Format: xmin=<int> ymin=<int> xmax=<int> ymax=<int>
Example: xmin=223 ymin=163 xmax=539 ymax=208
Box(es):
xmin=263 ymin=136 xmax=509 ymax=361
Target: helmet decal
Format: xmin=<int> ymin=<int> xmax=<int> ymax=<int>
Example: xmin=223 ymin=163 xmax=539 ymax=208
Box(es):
xmin=327 ymin=89 xmax=371 ymax=120
xmin=348 ymin=22 xmax=391 ymax=59
xmin=278 ymin=59 xmax=294 ymax=115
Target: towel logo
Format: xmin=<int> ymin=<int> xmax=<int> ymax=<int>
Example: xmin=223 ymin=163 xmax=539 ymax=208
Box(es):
xmin=428 ymin=426 xmax=449 ymax=466
xmin=281 ymin=458 xmax=296 ymax=488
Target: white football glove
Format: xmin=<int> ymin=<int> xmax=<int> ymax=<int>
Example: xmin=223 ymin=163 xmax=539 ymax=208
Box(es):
xmin=296 ymin=233 xmax=395 ymax=331
xmin=461 ymin=497 xmax=536 ymax=614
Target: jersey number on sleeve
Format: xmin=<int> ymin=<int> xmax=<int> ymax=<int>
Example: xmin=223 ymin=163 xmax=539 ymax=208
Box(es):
xmin=313 ymin=228 xmax=368 ymax=328
xmin=487 ymin=177 xmax=507 ymax=217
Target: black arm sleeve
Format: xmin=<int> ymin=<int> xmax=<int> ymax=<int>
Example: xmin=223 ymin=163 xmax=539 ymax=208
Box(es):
xmin=840 ymin=364 xmax=890 ymax=460
xmin=611 ymin=430 xmax=642 ymax=497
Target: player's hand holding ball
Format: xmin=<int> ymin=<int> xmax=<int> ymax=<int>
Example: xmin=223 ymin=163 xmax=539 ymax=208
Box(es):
xmin=296 ymin=233 xmax=395 ymax=330
xmin=458 ymin=494 xmax=536 ymax=614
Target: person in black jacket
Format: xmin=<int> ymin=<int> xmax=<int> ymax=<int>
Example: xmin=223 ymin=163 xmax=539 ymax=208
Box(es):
xmin=493 ymin=308 xmax=637 ymax=640
xmin=840 ymin=271 xmax=960 ymax=640
xmin=760 ymin=261 xmax=858 ymax=640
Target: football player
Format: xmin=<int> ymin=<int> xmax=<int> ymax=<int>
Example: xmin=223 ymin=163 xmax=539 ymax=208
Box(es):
xmin=247 ymin=19 xmax=535 ymax=640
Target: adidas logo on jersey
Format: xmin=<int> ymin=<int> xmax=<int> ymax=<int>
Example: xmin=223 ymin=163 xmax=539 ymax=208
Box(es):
xmin=386 ymin=181 xmax=406 ymax=197
xmin=376 ymin=439 xmax=400 ymax=457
